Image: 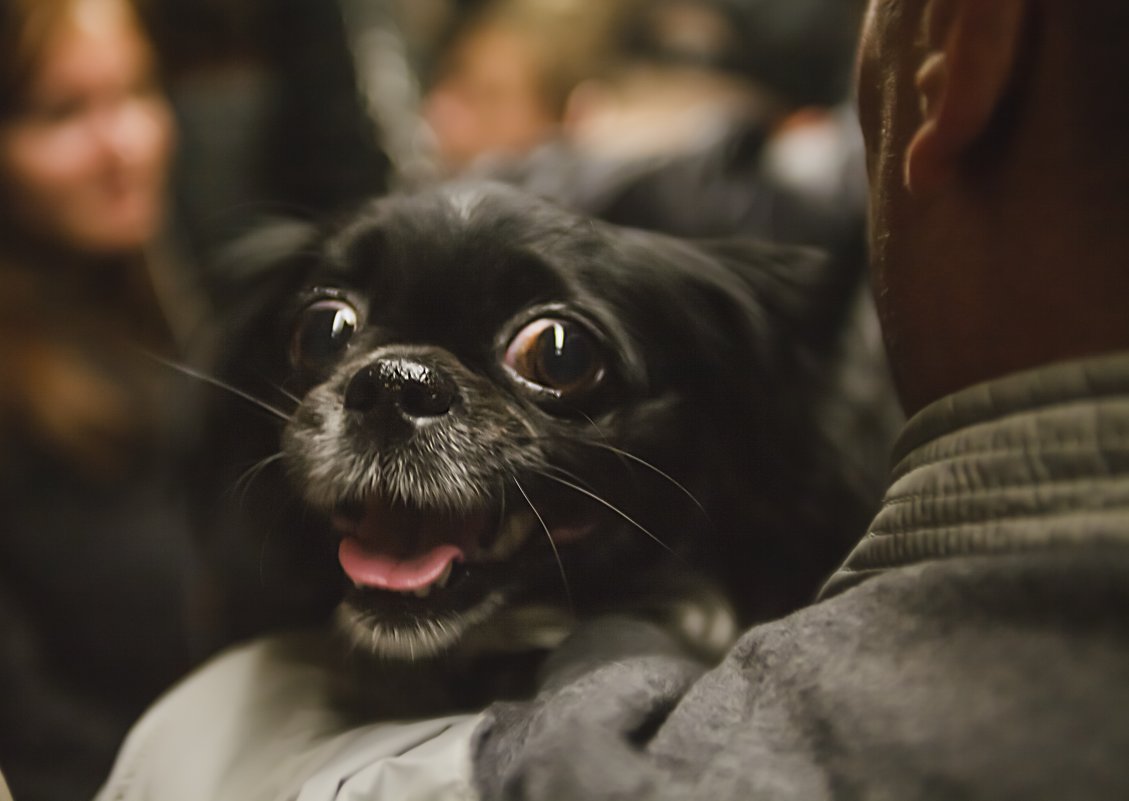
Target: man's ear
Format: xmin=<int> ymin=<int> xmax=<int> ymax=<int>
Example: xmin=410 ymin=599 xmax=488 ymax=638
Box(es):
xmin=904 ymin=0 xmax=1027 ymax=195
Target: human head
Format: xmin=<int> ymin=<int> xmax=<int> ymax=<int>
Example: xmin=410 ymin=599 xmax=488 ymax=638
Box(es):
xmin=0 ymin=0 xmax=175 ymax=258
xmin=422 ymin=0 xmax=623 ymax=171
xmin=858 ymin=0 xmax=1129 ymax=414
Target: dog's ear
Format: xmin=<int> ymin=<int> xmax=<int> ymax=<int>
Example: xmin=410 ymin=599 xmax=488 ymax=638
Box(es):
xmin=208 ymin=219 xmax=321 ymax=316
xmin=195 ymin=219 xmax=321 ymax=368
xmin=694 ymin=238 xmax=856 ymax=348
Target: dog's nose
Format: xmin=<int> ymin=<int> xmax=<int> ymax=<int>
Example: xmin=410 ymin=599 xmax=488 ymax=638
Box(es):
xmin=344 ymin=357 xmax=458 ymax=420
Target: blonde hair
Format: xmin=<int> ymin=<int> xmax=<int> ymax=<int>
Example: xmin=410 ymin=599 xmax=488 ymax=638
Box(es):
xmin=0 ymin=0 xmax=151 ymax=116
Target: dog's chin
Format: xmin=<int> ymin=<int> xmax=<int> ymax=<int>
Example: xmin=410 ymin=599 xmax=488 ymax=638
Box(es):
xmin=327 ymin=493 xmax=596 ymax=661
xmin=334 ymin=588 xmax=507 ymax=661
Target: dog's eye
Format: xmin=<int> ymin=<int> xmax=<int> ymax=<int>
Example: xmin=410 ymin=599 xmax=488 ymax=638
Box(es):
xmin=504 ymin=318 xmax=603 ymax=397
xmin=291 ymin=299 xmax=359 ymax=371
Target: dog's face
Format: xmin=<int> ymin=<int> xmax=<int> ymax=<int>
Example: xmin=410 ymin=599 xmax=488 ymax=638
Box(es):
xmin=206 ymin=182 xmax=883 ymax=661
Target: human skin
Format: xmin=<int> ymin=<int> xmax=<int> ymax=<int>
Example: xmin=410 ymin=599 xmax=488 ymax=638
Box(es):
xmin=423 ymin=22 xmax=558 ymax=170
xmin=0 ymin=0 xmax=175 ymax=256
xmin=856 ymin=0 xmax=1129 ymax=415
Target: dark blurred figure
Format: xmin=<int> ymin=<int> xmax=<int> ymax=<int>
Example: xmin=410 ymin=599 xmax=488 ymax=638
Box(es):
xmin=486 ymin=0 xmax=867 ymax=262
xmin=146 ymin=0 xmax=392 ymax=290
xmin=121 ymin=0 xmax=394 ymax=661
xmin=0 ymin=0 xmax=201 ymax=798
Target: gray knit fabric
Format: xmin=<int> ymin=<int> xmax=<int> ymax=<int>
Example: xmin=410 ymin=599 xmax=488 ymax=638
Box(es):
xmin=822 ymin=351 xmax=1129 ymax=596
xmin=473 ymin=352 xmax=1129 ymax=801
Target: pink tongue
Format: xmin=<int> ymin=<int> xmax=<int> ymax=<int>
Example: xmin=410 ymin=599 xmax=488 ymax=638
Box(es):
xmin=339 ymin=538 xmax=462 ymax=591
xmin=334 ymin=498 xmax=488 ymax=592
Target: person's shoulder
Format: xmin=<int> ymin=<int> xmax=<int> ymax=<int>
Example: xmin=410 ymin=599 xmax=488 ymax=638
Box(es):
xmin=693 ymin=550 xmax=1129 ymax=798
xmin=776 ymin=546 xmax=1129 ymax=651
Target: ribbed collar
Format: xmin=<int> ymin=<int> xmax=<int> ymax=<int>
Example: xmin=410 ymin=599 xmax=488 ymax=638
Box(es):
xmin=820 ymin=351 xmax=1129 ymax=599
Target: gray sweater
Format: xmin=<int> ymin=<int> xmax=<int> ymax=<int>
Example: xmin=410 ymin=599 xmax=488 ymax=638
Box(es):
xmin=473 ymin=351 xmax=1129 ymax=800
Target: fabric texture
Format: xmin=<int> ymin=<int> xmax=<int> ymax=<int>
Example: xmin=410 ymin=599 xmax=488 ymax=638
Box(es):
xmin=95 ymin=632 xmax=481 ymax=801
xmin=823 ymin=350 xmax=1129 ymax=596
xmin=472 ymin=351 xmax=1129 ymax=800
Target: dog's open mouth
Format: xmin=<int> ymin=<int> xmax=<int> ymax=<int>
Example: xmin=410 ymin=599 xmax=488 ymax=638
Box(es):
xmin=335 ymin=500 xmax=486 ymax=596
xmin=331 ymin=494 xmax=596 ymax=606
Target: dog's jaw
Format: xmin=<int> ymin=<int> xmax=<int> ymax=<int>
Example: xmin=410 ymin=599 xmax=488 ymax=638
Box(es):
xmin=335 ymin=590 xmax=507 ymax=660
xmin=326 ymin=502 xmax=590 ymax=660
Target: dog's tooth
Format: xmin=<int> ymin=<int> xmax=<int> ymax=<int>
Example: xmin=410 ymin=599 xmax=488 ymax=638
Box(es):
xmin=436 ymin=563 xmax=453 ymax=588
xmin=412 ymin=585 xmax=432 ymax=599
xmin=488 ymin=511 xmax=534 ymax=561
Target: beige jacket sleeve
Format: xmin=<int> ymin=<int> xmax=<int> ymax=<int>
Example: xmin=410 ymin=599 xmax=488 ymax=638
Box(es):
xmin=95 ymin=631 xmax=482 ymax=801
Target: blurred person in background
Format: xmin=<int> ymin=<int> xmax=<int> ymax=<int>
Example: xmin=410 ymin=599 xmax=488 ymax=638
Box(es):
xmin=145 ymin=0 xmax=392 ymax=286
xmin=0 ymin=0 xmax=201 ymax=798
xmin=480 ymin=0 xmax=867 ymax=264
xmin=420 ymin=0 xmax=632 ymax=174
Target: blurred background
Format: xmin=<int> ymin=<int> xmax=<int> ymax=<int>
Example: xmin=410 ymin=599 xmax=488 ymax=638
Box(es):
xmin=0 ymin=0 xmax=868 ymax=799
xmin=154 ymin=0 xmax=869 ymax=275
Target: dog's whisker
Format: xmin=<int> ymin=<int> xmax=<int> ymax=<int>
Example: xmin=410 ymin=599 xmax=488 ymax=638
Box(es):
xmin=574 ymin=411 xmax=635 ymax=478
xmin=138 ymin=349 xmax=293 ymax=423
xmin=540 ymin=473 xmax=685 ymax=562
xmin=527 ymin=434 xmax=708 ymax=520
xmin=534 ymin=463 xmax=599 ymax=495
xmin=513 ymin=477 xmax=574 ymax=613
xmin=253 ymin=371 xmax=302 ymax=408
xmin=233 ymin=452 xmax=286 ymax=509
xmin=276 ymin=387 xmax=302 ymax=406
xmin=575 ymin=441 xmax=709 ymax=520
xmin=562 ymin=411 xmax=647 ymax=498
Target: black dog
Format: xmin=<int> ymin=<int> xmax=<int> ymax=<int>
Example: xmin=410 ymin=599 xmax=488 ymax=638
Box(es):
xmin=192 ymin=182 xmax=895 ymax=707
